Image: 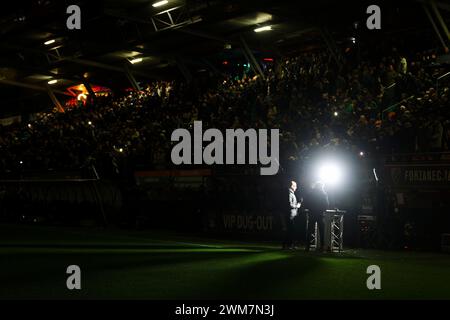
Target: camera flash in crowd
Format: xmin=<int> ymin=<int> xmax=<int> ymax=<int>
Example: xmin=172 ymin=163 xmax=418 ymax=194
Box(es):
xmin=88 ymin=121 xmax=92 ymax=125
xmin=334 ymin=111 xmax=338 ymax=117
xmin=359 ymin=151 xmax=365 ymax=157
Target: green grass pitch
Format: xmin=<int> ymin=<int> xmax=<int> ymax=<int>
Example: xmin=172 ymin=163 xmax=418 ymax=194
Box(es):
xmin=0 ymin=224 xmax=449 ymax=299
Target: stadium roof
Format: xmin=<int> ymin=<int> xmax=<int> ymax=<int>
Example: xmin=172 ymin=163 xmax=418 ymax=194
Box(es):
xmin=0 ymin=0 xmax=447 ymax=116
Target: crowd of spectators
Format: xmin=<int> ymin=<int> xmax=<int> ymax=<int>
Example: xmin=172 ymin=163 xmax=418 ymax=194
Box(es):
xmin=0 ymin=46 xmax=449 ymax=176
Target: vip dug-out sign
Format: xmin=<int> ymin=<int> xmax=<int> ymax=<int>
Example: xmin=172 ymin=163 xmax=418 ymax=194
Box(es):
xmin=223 ymin=214 xmax=274 ymax=232
xmin=205 ymin=211 xmax=280 ymax=235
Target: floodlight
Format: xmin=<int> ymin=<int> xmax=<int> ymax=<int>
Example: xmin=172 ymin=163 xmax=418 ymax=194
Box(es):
xmin=152 ymin=1 xmax=168 ymax=8
xmin=129 ymin=57 xmax=143 ymax=64
xmin=317 ymin=162 xmax=343 ymax=186
xmin=254 ymin=26 xmax=272 ymax=32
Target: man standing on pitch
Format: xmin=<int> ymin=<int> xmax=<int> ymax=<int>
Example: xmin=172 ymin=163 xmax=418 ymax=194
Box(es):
xmin=305 ymin=181 xmax=329 ymax=252
xmin=283 ymin=180 xmax=301 ymax=249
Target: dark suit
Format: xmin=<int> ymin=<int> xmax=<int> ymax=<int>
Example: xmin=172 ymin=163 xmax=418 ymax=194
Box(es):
xmin=305 ymin=187 xmax=329 ymax=251
xmin=283 ymin=188 xmax=301 ymax=249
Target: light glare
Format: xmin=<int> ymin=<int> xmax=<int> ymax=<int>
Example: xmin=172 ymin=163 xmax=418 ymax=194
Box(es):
xmin=152 ymin=0 xmax=168 ymax=7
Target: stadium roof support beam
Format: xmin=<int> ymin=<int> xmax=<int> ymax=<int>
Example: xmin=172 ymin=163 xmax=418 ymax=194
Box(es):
xmin=429 ymin=0 xmax=450 ymax=42
xmin=151 ymin=6 xmax=202 ymax=32
xmin=46 ymin=84 xmax=65 ymax=113
xmin=80 ymin=78 xmax=97 ymax=104
xmin=320 ymin=28 xmax=344 ymax=69
xmin=175 ymin=57 xmax=193 ymax=83
xmin=124 ymin=63 xmax=142 ymax=91
xmin=0 ymin=79 xmax=71 ymax=97
xmin=201 ymin=58 xmax=222 ymax=76
xmin=240 ymin=36 xmax=265 ymax=80
xmin=68 ymin=58 xmax=158 ymax=80
xmin=423 ymin=3 xmax=449 ymax=51
xmin=435 ymin=1 xmax=450 ymax=12
xmin=105 ymin=5 xmax=201 ymax=33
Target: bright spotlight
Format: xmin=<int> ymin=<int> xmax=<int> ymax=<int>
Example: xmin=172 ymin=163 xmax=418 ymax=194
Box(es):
xmin=47 ymin=79 xmax=58 ymax=85
xmin=359 ymin=151 xmax=365 ymax=157
xmin=152 ymin=0 xmax=168 ymax=7
xmin=44 ymin=39 xmax=55 ymax=45
xmin=254 ymin=26 xmax=272 ymax=33
xmin=318 ymin=162 xmax=343 ymax=186
xmin=129 ymin=57 xmax=143 ymax=64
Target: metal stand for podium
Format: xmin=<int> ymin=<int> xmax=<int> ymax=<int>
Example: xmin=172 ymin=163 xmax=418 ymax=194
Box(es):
xmin=309 ymin=218 xmax=319 ymax=250
xmin=307 ymin=209 xmax=345 ymax=252
xmin=324 ymin=209 xmax=345 ymax=252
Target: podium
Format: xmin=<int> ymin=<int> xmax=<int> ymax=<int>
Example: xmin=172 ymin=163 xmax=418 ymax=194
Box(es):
xmin=308 ymin=209 xmax=345 ymax=252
